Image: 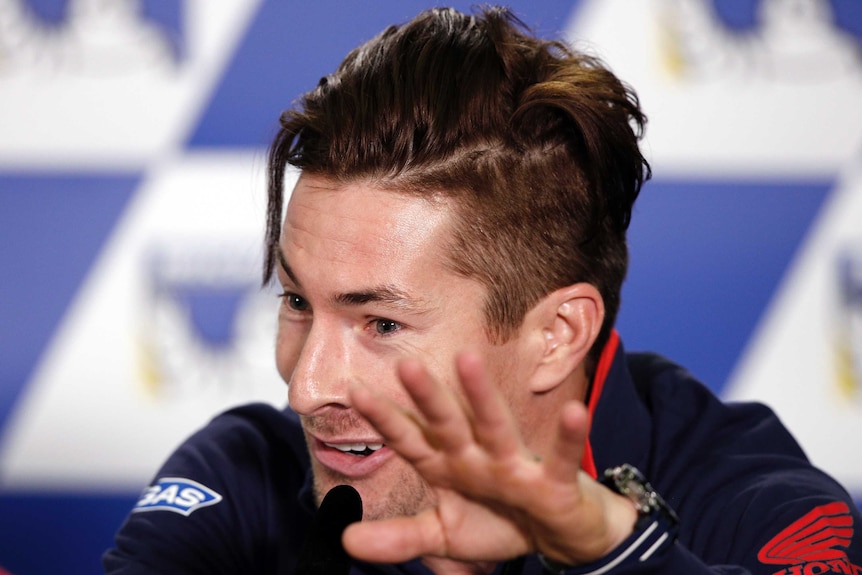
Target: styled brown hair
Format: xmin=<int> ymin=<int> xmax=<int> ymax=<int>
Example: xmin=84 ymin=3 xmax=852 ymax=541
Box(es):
xmin=264 ymin=6 xmax=649 ymax=366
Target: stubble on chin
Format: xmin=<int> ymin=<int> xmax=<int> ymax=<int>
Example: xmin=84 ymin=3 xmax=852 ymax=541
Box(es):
xmin=303 ymin=413 xmax=437 ymax=520
xmin=312 ymin=464 xmax=436 ymax=521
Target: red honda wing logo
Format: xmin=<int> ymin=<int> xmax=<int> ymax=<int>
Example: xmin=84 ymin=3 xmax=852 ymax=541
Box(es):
xmin=758 ymin=502 xmax=860 ymax=575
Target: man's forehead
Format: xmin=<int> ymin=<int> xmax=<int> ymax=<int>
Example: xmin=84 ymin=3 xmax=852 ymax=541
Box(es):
xmin=278 ymin=174 xmax=458 ymax=284
xmin=287 ymin=173 xmax=451 ymax=210
xmin=284 ymin=175 xmax=452 ymax=243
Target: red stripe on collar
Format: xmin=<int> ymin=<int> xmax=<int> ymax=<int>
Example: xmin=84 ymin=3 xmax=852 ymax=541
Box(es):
xmin=580 ymin=329 xmax=620 ymax=479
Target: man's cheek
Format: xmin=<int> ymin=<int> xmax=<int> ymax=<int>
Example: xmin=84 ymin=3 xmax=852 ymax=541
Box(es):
xmin=275 ymin=337 xmax=301 ymax=383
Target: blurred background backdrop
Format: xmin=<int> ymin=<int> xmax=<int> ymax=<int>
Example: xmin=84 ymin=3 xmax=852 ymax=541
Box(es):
xmin=1 ymin=0 xmax=861 ymax=573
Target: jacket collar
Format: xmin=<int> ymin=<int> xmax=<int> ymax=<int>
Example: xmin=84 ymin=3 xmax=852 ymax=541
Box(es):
xmin=581 ymin=330 xmax=653 ymax=478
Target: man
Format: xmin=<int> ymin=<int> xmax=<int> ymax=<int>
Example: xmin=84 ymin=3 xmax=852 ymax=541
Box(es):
xmin=104 ymin=6 xmax=862 ymax=575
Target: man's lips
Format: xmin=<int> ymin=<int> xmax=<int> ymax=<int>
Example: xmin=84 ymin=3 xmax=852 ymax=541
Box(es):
xmin=310 ymin=436 xmax=394 ymax=478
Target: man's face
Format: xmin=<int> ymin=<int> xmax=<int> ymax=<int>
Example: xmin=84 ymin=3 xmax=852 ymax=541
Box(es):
xmin=275 ymin=174 xmax=527 ymax=520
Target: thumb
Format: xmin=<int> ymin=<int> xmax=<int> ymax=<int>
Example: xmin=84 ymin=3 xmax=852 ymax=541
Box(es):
xmin=343 ymin=508 xmax=445 ymax=564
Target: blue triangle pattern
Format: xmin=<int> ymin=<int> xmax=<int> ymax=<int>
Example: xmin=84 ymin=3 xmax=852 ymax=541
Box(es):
xmin=617 ymin=178 xmax=832 ymax=393
xmin=187 ymin=0 xmax=581 ymax=148
xmin=0 ymin=173 xmax=139 ymax=435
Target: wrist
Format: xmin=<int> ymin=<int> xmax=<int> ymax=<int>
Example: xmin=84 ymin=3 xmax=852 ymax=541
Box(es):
xmin=537 ymin=509 xmax=678 ymax=574
xmin=604 ymin=489 xmax=639 ymax=552
xmin=537 ymin=465 xmax=679 ymax=574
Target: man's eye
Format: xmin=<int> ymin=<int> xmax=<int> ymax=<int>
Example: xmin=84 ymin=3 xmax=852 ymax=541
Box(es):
xmin=374 ymin=319 xmax=401 ymax=335
xmin=282 ymin=293 xmax=310 ymax=311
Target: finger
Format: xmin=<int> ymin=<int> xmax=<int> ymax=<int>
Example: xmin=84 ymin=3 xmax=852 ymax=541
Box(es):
xmin=544 ymin=400 xmax=590 ymax=483
xmin=342 ymin=507 xmax=445 ymax=564
xmin=456 ymin=351 xmax=522 ymax=458
xmin=397 ymin=358 xmax=474 ymax=452
xmin=349 ymin=382 xmax=435 ymax=464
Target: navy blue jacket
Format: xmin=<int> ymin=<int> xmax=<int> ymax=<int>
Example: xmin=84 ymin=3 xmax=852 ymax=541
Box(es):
xmin=103 ymin=335 xmax=862 ymax=574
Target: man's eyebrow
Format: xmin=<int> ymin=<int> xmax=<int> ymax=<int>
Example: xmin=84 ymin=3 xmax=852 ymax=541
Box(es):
xmin=332 ymin=287 xmax=428 ymax=313
xmin=277 ymin=247 xmax=429 ymax=313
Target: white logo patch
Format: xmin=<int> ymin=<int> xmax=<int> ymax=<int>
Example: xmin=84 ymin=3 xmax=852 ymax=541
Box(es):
xmin=133 ymin=477 xmax=223 ymax=516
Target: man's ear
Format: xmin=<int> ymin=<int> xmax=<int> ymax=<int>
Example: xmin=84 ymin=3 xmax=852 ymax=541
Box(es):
xmin=525 ymin=283 xmax=604 ymax=394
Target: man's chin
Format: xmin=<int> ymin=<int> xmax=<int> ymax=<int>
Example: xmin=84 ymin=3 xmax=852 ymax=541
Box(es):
xmin=313 ymin=472 xmax=434 ymax=521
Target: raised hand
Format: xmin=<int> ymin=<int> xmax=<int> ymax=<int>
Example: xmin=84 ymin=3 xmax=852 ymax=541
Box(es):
xmin=342 ymin=350 xmax=636 ymax=572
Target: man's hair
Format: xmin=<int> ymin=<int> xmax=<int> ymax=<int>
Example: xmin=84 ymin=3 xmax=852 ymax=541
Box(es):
xmin=264 ymin=6 xmax=649 ymax=366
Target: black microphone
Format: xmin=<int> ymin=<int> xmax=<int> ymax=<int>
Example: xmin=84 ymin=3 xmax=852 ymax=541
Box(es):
xmin=295 ymin=485 xmax=363 ymax=575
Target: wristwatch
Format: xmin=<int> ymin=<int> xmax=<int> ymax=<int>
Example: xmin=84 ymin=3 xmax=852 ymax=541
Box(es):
xmin=601 ymin=464 xmax=679 ymax=530
xmin=537 ymin=464 xmax=679 ymax=574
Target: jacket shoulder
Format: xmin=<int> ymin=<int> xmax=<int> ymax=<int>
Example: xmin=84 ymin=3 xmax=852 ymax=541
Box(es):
xmin=103 ymin=402 xmax=311 ymax=574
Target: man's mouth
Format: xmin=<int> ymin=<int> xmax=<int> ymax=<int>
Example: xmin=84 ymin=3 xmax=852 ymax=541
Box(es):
xmin=323 ymin=442 xmax=385 ymax=457
xmin=312 ymin=436 xmax=393 ymax=478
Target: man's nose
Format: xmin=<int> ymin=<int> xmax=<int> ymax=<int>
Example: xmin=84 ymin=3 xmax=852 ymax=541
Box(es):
xmin=287 ymin=322 xmax=353 ymax=415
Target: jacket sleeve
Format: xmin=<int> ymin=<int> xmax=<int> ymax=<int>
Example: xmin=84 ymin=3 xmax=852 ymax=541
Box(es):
xmin=555 ymin=354 xmax=862 ymax=575
xmin=545 ymin=485 xmax=862 ymax=575
xmin=102 ymin=404 xmax=306 ymax=575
